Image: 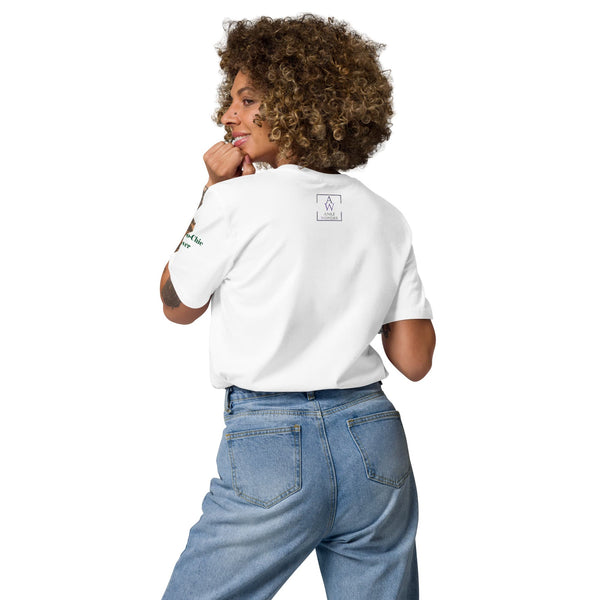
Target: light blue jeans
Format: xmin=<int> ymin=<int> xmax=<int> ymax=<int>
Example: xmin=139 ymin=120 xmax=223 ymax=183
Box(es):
xmin=161 ymin=381 xmax=419 ymax=599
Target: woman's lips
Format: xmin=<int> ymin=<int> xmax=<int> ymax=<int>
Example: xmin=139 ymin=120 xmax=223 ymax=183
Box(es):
xmin=232 ymin=135 xmax=250 ymax=147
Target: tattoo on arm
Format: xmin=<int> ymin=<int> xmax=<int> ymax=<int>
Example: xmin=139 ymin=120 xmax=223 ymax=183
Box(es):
xmin=198 ymin=185 xmax=208 ymax=208
xmin=161 ymin=276 xmax=181 ymax=308
xmin=380 ymin=324 xmax=391 ymax=338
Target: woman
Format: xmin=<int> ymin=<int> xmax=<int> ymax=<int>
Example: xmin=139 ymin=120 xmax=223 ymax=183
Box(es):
xmin=159 ymin=14 xmax=435 ymax=600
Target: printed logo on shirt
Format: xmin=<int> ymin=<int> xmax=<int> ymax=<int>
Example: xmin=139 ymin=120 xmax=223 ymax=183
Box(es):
xmin=180 ymin=221 xmax=204 ymax=249
xmin=316 ymin=194 xmax=342 ymax=221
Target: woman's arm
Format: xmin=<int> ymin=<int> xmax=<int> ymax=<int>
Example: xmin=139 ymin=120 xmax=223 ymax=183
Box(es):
xmin=159 ymin=143 xmax=255 ymax=324
xmin=380 ymin=319 xmax=436 ymax=381
xmin=160 ymin=263 xmax=210 ymax=324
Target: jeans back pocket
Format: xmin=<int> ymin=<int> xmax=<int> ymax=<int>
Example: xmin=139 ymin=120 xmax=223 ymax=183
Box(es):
xmin=226 ymin=425 xmax=302 ymax=508
xmin=347 ymin=410 xmax=411 ymax=489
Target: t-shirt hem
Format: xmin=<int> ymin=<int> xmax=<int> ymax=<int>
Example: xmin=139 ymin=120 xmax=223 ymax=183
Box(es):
xmin=382 ymin=310 xmax=433 ymax=325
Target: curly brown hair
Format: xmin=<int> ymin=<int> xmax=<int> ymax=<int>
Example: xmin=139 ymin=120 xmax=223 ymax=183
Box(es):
xmin=213 ymin=14 xmax=394 ymax=172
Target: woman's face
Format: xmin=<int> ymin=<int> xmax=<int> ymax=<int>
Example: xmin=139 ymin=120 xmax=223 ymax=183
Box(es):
xmin=221 ymin=71 xmax=282 ymax=168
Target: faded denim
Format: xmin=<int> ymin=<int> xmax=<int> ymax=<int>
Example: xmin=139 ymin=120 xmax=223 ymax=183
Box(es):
xmin=161 ymin=381 xmax=419 ymax=599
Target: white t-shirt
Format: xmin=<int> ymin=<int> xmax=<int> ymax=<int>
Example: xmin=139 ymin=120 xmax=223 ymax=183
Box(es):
xmin=168 ymin=164 xmax=433 ymax=391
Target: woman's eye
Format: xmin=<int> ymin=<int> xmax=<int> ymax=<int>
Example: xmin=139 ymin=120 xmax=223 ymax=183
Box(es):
xmin=242 ymin=98 xmax=255 ymax=106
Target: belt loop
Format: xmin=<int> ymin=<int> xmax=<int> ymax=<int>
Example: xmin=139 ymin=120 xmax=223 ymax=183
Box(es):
xmin=224 ymin=386 xmax=232 ymax=414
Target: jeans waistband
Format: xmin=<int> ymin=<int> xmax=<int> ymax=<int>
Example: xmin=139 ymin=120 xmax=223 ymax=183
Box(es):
xmin=224 ymin=381 xmax=383 ymax=414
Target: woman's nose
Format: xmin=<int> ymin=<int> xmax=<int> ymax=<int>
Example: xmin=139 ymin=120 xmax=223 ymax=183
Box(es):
xmin=221 ymin=105 xmax=240 ymax=126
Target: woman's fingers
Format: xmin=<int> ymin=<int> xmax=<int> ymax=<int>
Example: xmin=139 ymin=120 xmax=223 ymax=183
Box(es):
xmin=241 ymin=154 xmax=256 ymax=176
xmin=203 ymin=142 xmax=247 ymax=185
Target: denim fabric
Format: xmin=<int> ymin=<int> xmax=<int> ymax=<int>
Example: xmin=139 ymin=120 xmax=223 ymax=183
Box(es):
xmin=161 ymin=381 xmax=419 ymax=600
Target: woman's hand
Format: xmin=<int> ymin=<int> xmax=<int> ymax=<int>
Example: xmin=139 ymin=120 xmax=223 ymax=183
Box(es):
xmin=203 ymin=141 xmax=255 ymax=187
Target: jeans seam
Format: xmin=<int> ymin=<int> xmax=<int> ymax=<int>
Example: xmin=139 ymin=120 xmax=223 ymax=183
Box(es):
xmin=321 ymin=391 xmax=386 ymax=416
xmin=224 ymin=409 xmax=321 ymax=420
xmin=347 ymin=410 xmax=400 ymax=426
xmin=312 ymin=402 xmax=338 ymax=538
xmin=229 ymin=392 xmax=289 ymax=402
xmin=225 ymin=425 xmax=300 ymax=439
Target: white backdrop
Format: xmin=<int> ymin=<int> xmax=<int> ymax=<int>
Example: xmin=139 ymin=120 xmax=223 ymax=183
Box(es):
xmin=1 ymin=1 xmax=599 ymax=598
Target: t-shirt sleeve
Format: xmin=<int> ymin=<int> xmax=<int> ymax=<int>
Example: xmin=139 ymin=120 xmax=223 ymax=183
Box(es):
xmin=167 ymin=190 xmax=236 ymax=309
xmin=382 ymin=244 xmax=433 ymax=324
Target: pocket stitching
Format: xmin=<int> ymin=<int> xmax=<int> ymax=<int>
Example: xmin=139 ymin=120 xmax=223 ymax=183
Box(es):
xmin=347 ymin=409 xmax=400 ymax=426
xmin=226 ymin=425 xmax=302 ymax=508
